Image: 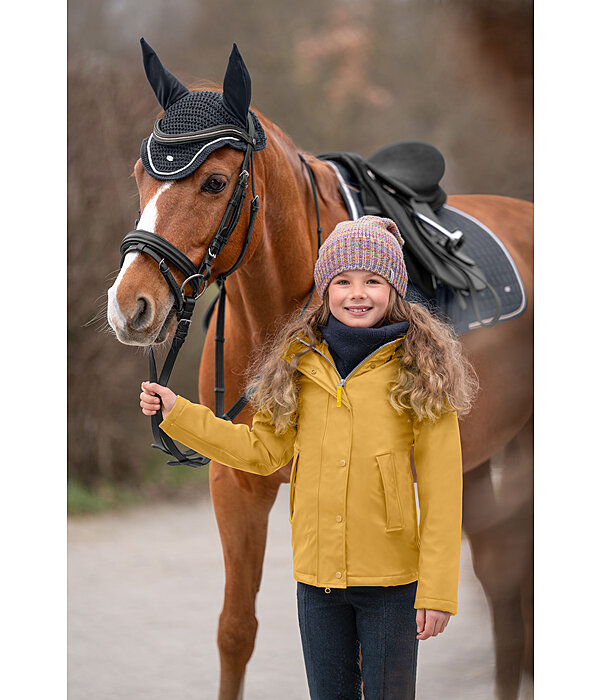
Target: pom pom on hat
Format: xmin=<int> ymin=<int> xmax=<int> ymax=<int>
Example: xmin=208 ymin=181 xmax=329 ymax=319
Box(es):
xmin=313 ymin=216 xmax=408 ymax=298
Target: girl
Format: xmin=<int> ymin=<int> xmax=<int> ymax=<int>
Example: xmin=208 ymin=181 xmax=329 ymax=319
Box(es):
xmin=140 ymin=216 xmax=477 ymax=699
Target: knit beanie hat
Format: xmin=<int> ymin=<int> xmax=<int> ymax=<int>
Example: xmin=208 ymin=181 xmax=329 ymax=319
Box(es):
xmin=313 ymin=216 xmax=408 ymax=298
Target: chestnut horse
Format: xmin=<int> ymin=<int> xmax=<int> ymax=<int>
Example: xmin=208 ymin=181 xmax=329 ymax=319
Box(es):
xmin=107 ymin=61 xmax=533 ymax=700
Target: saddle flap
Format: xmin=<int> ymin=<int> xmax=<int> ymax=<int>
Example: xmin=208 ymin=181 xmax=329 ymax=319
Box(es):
xmin=366 ymin=141 xmax=445 ymax=203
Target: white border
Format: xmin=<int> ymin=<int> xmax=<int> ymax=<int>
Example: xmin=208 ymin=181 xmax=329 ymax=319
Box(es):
xmin=146 ymin=134 xmax=243 ymax=176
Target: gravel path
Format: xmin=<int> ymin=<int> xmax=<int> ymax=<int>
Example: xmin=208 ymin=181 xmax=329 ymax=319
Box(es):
xmin=68 ymin=487 xmax=531 ymax=699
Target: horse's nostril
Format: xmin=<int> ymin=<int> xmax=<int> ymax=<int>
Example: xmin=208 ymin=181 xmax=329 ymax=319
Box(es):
xmin=131 ymin=296 xmax=152 ymax=330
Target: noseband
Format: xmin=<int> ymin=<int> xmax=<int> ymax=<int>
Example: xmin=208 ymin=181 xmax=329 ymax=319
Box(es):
xmin=119 ymin=117 xmax=260 ymax=467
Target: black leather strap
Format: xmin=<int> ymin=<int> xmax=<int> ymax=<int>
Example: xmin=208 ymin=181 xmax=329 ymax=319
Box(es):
xmin=200 ymin=154 xmax=322 ymax=425
xmin=120 ymin=230 xmax=202 ymax=299
xmin=214 ymin=278 xmax=227 ymax=417
xmin=149 ymin=335 xmax=211 ymax=468
xmin=153 ymin=120 xmax=256 ymax=146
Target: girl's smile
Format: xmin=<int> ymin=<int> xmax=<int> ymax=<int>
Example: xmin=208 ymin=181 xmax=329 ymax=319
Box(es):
xmin=328 ymin=270 xmax=392 ymax=327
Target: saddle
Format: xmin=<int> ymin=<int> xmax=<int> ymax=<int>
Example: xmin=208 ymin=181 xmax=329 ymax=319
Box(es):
xmin=318 ymin=142 xmax=500 ymax=322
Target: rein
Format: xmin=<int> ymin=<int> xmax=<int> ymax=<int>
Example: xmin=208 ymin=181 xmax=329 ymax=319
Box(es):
xmin=119 ymin=133 xmax=321 ymax=467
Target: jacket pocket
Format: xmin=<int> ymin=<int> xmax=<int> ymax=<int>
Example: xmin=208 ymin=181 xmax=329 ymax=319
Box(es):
xmin=376 ymin=452 xmax=405 ymax=532
xmin=289 ymin=450 xmax=300 ymax=522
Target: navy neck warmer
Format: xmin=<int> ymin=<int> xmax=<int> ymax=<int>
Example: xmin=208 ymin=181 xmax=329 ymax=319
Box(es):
xmin=319 ymin=314 xmax=409 ymax=379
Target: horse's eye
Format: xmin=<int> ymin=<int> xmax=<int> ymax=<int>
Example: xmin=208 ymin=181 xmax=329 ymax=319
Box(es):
xmin=202 ymin=177 xmax=227 ymax=193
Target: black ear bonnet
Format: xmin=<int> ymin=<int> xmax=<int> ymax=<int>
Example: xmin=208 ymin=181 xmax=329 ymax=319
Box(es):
xmin=139 ymin=38 xmax=267 ymax=181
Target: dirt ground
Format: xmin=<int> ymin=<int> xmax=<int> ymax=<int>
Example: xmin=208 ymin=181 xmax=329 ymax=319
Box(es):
xmin=68 ymin=487 xmax=532 ymax=699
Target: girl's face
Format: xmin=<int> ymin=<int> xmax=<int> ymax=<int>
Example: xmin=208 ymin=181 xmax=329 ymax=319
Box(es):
xmin=327 ymin=270 xmax=392 ymax=327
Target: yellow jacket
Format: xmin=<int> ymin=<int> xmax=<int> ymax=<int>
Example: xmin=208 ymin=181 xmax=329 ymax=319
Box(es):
xmin=160 ymin=335 xmax=463 ymax=614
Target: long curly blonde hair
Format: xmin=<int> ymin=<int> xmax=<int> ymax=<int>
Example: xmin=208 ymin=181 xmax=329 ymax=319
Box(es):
xmin=245 ymin=288 xmax=478 ymax=434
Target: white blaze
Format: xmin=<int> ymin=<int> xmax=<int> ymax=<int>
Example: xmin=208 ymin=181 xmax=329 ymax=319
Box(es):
xmin=107 ymin=181 xmax=173 ymax=331
xmin=136 ymin=181 xmax=173 ymax=232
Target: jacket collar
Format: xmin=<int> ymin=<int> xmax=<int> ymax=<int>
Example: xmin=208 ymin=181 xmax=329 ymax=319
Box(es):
xmin=319 ymin=315 xmax=409 ymax=379
xmin=282 ymin=326 xmax=407 ymax=368
xmin=283 ymin=330 xmax=406 ymax=389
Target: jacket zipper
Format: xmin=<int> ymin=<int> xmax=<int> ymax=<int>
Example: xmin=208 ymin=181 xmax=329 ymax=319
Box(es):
xmin=295 ymin=336 xmax=404 ymax=407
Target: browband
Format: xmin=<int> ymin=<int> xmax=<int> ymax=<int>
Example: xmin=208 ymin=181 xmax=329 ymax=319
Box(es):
xmin=152 ymin=116 xmax=256 ymax=146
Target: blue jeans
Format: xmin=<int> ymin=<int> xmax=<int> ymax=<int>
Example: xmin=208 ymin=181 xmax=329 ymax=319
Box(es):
xmin=296 ymin=581 xmax=419 ymax=699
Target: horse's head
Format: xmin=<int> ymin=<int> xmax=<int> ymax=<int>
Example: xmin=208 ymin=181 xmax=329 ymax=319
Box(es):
xmin=107 ymin=39 xmax=267 ymax=346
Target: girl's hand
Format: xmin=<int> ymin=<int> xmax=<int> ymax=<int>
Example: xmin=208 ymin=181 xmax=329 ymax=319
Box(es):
xmin=415 ymin=608 xmax=451 ymax=640
xmin=140 ymin=381 xmax=177 ymax=419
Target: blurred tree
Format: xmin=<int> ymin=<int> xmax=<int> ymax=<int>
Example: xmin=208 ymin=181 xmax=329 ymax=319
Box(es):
xmin=67 ymin=52 xmax=214 ymax=488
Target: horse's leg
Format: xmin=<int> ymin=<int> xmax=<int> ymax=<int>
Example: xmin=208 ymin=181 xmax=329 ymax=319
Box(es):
xmin=209 ymin=462 xmax=281 ymax=700
xmin=463 ymin=459 xmax=524 ymax=700
xmin=462 ymin=419 xmax=533 ymax=700
xmin=500 ymin=418 xmax=533 ymax=694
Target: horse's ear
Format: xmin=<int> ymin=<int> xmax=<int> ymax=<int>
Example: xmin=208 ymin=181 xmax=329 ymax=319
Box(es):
xmin=222 ymin=43 xmax=252 ymax=128
xmin=140 ymin=37 xmax=189 ymax=110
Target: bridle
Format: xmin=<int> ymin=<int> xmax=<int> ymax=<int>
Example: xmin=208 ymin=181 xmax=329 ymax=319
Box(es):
xmin=122 ymin=118 xmax=259 ymax=303
xmin=118 ymin=117 xmax=322 ymax=468
xmin=120 ymin=116 xmax=260 ymax=467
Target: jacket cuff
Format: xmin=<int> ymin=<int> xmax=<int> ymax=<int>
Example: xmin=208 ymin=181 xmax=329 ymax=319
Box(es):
xmin=159 ymin=395 xmax=189 ymax=430
xmin=414 ymin=596 xmax=457 ymax=616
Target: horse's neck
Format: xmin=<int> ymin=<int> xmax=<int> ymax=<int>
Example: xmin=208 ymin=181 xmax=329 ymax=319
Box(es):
xmin=224 ymin=133 xmax=347 ymax=335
